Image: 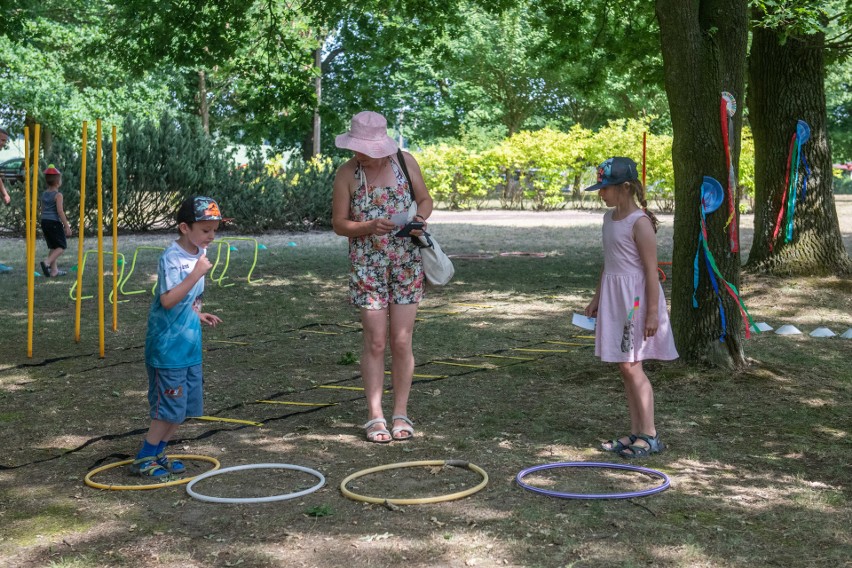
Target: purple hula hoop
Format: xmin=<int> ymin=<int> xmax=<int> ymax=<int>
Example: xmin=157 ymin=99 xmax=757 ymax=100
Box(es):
xmin=516 ymin=462 xmax=670 ymax=500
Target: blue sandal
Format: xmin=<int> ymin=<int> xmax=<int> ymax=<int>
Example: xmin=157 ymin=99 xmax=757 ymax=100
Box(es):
xmin=601 ymin=434 xmax=637 ymax=453
xmin=618 ymin=434 xmax=665 ymax=458
xmin=156 ymin=452 xmax=186 ymax=474
xmin=129 ymin=456 xmax=172 ymax=479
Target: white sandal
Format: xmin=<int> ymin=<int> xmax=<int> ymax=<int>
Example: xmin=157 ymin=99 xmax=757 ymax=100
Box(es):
xmin=391 ymin=415 xmax=415 ymax=441
xmin=363 ymin=418 xmax=392 ymax=444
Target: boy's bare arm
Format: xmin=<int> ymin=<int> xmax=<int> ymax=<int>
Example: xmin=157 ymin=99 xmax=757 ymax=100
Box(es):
xmin=159 ymin=255 xmax=213 ymax=310
xmin=198 ymin=312 xmax=222 ymax=327
xmin=55 ymin=193 xmax=72 ymax=235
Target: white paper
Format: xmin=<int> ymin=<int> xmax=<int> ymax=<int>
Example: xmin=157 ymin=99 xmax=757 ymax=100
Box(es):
xmin=390 ymin=212 xmax=409 ymax=227
xmin=572 ymin=313 xmax=596 ymax=331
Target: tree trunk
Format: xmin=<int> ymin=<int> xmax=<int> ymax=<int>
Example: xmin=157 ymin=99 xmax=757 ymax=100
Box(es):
xmin=746 ymin=27 xmax=851 ymax=275
xmin=656 ymin=0 xmax=749 ymax=366
xmin=42 ymin=127 xmax=53 ymax=158
xmin=198 ymin=69 xmax=209 ymax=135
xmin=312 ymin=47 xmax=321 ymax=157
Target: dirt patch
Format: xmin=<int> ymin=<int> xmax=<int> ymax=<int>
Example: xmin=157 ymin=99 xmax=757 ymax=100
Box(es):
xmin=0 ymin=201 xmax=849 ymax=568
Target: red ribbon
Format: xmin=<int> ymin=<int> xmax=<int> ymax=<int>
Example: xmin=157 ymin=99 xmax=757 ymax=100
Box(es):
xmin=719 ymin=98 xmax=739 ymax=252
xmin=770 ymin=132 xmax=797 ymax=252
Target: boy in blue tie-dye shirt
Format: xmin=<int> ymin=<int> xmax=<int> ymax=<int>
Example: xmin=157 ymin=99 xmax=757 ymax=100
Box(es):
xmin=130 ymin=196 xmax=224 ymax=478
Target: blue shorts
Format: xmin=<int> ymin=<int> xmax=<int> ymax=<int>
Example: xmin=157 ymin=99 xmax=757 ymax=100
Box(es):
xmin=147 ymin=364 xmax=203 ymax=423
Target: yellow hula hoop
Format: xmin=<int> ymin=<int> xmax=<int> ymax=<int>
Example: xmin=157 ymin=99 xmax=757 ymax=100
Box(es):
xmin=340 ymin=459 xmax=489 ymax=505
xmin=84 ymin=454 xmax=221 ymax=491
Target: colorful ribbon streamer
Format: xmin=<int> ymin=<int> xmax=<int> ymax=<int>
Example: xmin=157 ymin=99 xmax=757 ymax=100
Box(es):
xmin=771 ymin=120 xmax=811 ymax=250
xmin=720 ymin=95 xmax=740 ymax=252
xmin=693 ymin=183 xmax=758 ymax=341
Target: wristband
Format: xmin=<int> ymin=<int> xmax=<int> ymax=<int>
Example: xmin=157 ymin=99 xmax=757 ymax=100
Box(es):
xmin=414 ymin=214 xmax=426 ymax=221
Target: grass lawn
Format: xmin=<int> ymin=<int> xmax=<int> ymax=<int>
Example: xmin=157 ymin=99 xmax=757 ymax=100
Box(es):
xmin=0 ymin=203 xmax=849 ymax=568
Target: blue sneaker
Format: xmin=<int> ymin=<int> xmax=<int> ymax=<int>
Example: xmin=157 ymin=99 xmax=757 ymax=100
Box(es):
xmin=0 ymin=263 xmax=12 ymax=273
xmin=156 ymin=452 xmax=186 ymax=474
xmin=128 ymin=456 xmax=172 ymax=480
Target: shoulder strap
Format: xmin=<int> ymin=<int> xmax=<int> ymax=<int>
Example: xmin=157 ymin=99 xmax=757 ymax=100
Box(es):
xmin=396 ymin=149 xmax=415 ymax=200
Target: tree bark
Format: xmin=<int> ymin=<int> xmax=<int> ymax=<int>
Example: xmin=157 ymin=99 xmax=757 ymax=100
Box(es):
xmin=198 ymin=69 xmax=209 ymax=135
xmin=42 ymin=127 xmax=53 ymax=158
xmin=656 ymin=0 xmax=749 ymax=366
xmin=312 ymin=47 xmax=322 ymax=157
xmin=746 ymin=27 xmax=852 ymax=275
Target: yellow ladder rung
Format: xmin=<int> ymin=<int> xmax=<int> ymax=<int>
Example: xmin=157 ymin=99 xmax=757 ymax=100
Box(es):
xmin=511 ymin=348 xmax=569 ymax=353
xmin=256 ymin=400 xmax=337 ymax=407
xmin=482 ymin=354 xmax=536 ymax=361
xmin=384 ymin=371 xmax=449 ymax=378
xmin=429 ymin=361 xmax=491 ymax=369
xmin=418 ymin=310 xmax=461 ymax=315
xmin=317 ymin=385 xmax=390 ymax=393
xmin=196 ymin=416 xmax=263 ymax=427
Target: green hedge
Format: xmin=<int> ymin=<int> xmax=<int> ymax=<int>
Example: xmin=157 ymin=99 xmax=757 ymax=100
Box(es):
xmin=0 ymin=113 xmax=341 ymax=235
xmin=0 ymin=115 xmax=764 ymax=236
xmin=415 ymin=119 xmax=757 ymax=213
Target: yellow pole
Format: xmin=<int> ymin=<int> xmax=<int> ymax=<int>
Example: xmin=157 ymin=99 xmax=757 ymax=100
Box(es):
xmin=29 ymin=125 xmax=40 ymax=357
xmin=75 ymin=122 xmax=88 ymax=342
xmin=96 ymin=120 xmax=105 ymax=357
xmin=111 ymin=125 xmax=118 ymax=331
xmin=30 ymin=126 xmax=40 ymax=266
xmin=24 ymin=127 xmax=33 ymax=358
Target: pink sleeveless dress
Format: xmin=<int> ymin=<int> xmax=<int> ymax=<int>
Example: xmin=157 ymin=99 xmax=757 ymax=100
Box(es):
xmin=595 ymin=209 xmax=678 ymax=363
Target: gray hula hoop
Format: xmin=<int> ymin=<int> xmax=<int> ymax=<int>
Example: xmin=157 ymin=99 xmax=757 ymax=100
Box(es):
xmin=186 ymin=463 xmax=326 ymax=504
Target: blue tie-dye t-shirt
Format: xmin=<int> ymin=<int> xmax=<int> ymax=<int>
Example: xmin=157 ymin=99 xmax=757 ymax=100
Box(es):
xmin=145 ymin=242 xmax=206 ymax=369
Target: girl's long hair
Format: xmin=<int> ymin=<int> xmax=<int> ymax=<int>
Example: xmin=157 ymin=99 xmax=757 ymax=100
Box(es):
xmin=626 ymin=179 xmax=659 ymax=233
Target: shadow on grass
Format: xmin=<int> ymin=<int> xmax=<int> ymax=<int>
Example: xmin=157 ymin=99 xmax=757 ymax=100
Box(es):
xmin=0 ymin=221 xmax=849 ymax=567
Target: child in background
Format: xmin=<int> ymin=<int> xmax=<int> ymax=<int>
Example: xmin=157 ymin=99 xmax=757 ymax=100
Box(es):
xmin=0 ymin=128 xmax=13 ymax=273
xmin=39 ymin=165 xmax=72 ymax=277
xmin=130 ymin=196 xmax=223 ymax=478
xmin=584 ymin=157 xmax=678 ymax=458
xmin=0 ymin=128 xmax=12 ymax=206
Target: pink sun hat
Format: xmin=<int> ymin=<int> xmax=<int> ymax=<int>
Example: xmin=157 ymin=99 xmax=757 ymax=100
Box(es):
xmin=335 ymin=111 xmax=399 ymax=158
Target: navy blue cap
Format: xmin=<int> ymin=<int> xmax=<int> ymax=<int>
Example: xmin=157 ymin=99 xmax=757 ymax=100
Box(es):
xmin=584 ymin=157 xmax=639 ymax=191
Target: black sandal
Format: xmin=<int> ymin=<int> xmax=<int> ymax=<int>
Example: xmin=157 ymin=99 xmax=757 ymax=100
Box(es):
xmin=600 ymin=434 xmax=637 ymax=453
xmin=618 ymin=434 xmax=665 ymax=458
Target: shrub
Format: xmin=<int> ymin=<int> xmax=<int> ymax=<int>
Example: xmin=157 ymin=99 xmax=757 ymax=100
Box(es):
xmin=0 ymin=113 xmax=341 ymax=235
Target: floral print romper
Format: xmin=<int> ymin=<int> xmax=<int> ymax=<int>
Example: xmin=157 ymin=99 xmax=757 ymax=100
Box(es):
xmin=348 ymin=158 xmax=424 ymax=310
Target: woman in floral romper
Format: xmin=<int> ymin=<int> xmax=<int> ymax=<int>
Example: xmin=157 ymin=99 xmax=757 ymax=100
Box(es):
xmin=332 ymin=111 xmax=434 ymax=443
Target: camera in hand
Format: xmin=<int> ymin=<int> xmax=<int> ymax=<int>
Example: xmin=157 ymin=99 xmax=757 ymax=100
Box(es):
xmin=395 ymin=221 xmax=424 ymax=237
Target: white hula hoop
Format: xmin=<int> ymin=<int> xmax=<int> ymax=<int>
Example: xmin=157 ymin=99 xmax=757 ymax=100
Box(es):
xmin=186 ymin=463 xmax=326 ymax=504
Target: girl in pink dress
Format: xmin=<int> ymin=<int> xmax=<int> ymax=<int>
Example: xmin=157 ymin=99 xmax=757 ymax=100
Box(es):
xmin=584 ymin=157 xmax=678 ymax=458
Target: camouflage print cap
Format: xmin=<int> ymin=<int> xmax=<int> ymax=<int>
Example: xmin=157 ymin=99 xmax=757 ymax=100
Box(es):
xmin=193 ymin=196 xmax=222 ymax=221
